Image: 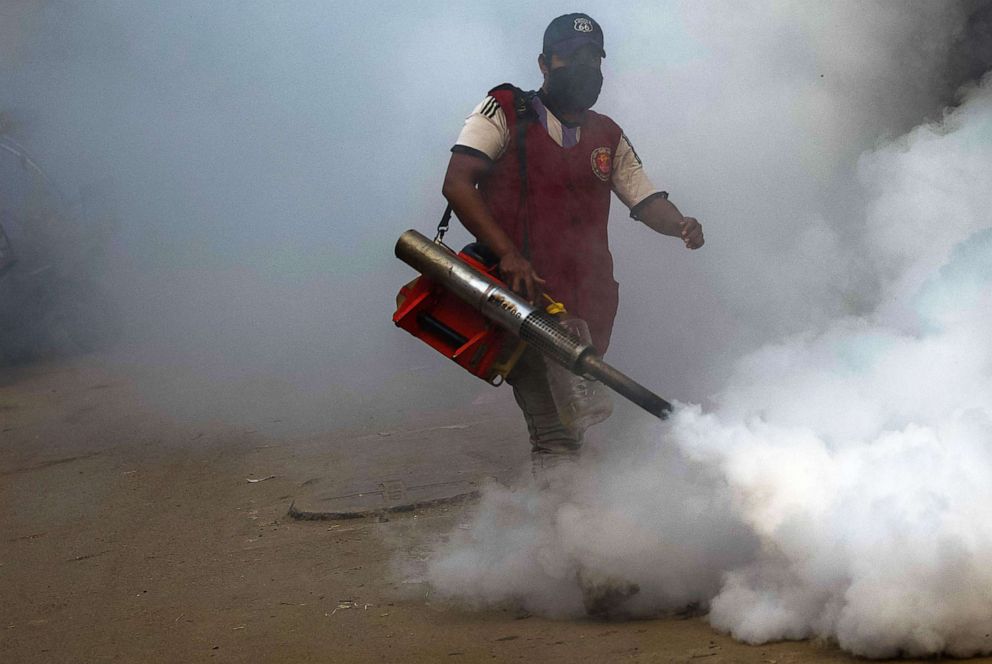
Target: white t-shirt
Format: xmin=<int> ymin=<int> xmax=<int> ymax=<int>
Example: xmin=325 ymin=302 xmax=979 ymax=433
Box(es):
xmin=453 ymin=93 xmax=663 ymax=211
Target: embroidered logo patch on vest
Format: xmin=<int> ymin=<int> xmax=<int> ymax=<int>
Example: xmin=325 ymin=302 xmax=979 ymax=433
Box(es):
xmin=590 ymin=146 xmax=612 ymax=181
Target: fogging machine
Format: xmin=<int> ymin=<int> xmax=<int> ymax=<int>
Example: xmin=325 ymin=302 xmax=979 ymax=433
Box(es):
xmin=392 ymin=229 xmax=672 ymax=419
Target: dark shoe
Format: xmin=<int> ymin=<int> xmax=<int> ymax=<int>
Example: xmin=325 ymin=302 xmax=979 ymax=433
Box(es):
xmin=578 ymin=568 xmax=640 ymax=619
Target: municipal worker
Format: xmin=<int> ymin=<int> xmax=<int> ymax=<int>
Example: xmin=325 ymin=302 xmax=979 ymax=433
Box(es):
xmin=442 ymin=13 xmax=704 ymax=473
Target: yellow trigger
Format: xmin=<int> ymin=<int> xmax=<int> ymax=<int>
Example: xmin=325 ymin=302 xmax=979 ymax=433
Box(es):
xmin=543 ymin=293 xmax=567 ymax=316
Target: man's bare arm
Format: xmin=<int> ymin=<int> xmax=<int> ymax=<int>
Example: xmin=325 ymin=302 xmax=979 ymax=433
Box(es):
xmin=633 ymin=194 xmax=704 ymax=250
xmin=441 ymin=152 xmax=513 ymax=255
xmin=441 ymin=151 xmax=546 ymax=301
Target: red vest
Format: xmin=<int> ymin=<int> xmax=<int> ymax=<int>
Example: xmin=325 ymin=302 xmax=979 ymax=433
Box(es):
xmin=481 ymin=85 xmax=622 ymax=352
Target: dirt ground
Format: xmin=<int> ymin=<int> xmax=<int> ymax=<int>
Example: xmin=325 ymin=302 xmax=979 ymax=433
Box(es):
xmin=2 ymin=356 xmax=987 ymax=664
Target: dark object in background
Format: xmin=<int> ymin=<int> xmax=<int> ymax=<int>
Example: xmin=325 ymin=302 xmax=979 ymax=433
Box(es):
xmin=0 ymin=222 xmax=15 ymax=277
xmin=0 ymin=123 xmax=121 ymax=365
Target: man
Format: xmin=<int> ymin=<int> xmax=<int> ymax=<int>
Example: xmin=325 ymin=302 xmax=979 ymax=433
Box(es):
xmin=442 ymin=13 xmax=704 ymax=473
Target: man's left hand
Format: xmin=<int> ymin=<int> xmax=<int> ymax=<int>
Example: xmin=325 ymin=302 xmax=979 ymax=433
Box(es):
xmin=680 ymin=217 xmax=704 ymax=249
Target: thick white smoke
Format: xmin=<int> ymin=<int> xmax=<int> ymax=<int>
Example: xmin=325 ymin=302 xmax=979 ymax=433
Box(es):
xmin=427 ymin=35 xmax=992 ymax=664
xmin=605 ymin=0 xmax=982 ymax=397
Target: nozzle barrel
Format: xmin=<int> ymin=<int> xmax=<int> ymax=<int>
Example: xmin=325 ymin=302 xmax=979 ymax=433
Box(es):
xmin=580 ymin=355 xmax=673 ymax=419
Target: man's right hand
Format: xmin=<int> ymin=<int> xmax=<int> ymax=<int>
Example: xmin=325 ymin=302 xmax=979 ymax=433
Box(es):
xmin=499 ymin=251 xmax=546 ymax=304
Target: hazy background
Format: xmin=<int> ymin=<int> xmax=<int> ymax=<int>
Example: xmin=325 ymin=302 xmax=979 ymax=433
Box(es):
xmin=1 ymin=0 xmax=989 ymax=434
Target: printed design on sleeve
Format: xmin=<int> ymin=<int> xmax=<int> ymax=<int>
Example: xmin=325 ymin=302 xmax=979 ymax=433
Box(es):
xmin=480 ymin=96 xmax=499 ymax=119
xmin=621 ymin=133 xmax=642 ymax=165
xmin=590 ymin=146 xmax=612 ymax=181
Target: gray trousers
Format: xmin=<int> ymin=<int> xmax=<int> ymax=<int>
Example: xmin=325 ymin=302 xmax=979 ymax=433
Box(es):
xmin=505 ymin=347 xmax=581 ymax=456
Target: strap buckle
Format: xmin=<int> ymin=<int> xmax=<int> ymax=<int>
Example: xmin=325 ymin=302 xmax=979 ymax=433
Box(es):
xmin=434 ymin=203 xmax=453 ymax=244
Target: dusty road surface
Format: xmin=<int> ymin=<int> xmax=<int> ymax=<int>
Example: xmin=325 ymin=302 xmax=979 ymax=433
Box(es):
xmin=1 ymin=356 xmax=985 ymax=664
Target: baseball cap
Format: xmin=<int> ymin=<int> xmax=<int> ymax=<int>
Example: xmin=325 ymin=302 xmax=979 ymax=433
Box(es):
xmin=543 ymin=13 xmax=606 ymax=59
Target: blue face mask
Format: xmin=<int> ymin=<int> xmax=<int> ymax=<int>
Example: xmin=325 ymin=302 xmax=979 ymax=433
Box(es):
xmin=546 ymin=64 xmax=603 ymax=112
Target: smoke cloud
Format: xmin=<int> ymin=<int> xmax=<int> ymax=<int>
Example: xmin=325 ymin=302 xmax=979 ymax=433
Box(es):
xmin=427 ymin=2 xmax=992 ymax=658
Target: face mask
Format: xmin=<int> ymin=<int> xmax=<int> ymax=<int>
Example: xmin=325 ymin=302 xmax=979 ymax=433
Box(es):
xmin=545 ymin=64 xmax=603 ymax=112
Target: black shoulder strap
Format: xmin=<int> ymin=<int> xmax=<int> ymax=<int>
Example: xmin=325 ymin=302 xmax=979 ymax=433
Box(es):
xmin=511 ymin=88 xmax=535 ymax=258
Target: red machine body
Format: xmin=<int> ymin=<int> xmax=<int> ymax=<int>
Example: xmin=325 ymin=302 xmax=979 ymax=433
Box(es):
xmin=393 ymin=245 xmax=519 ymax=385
